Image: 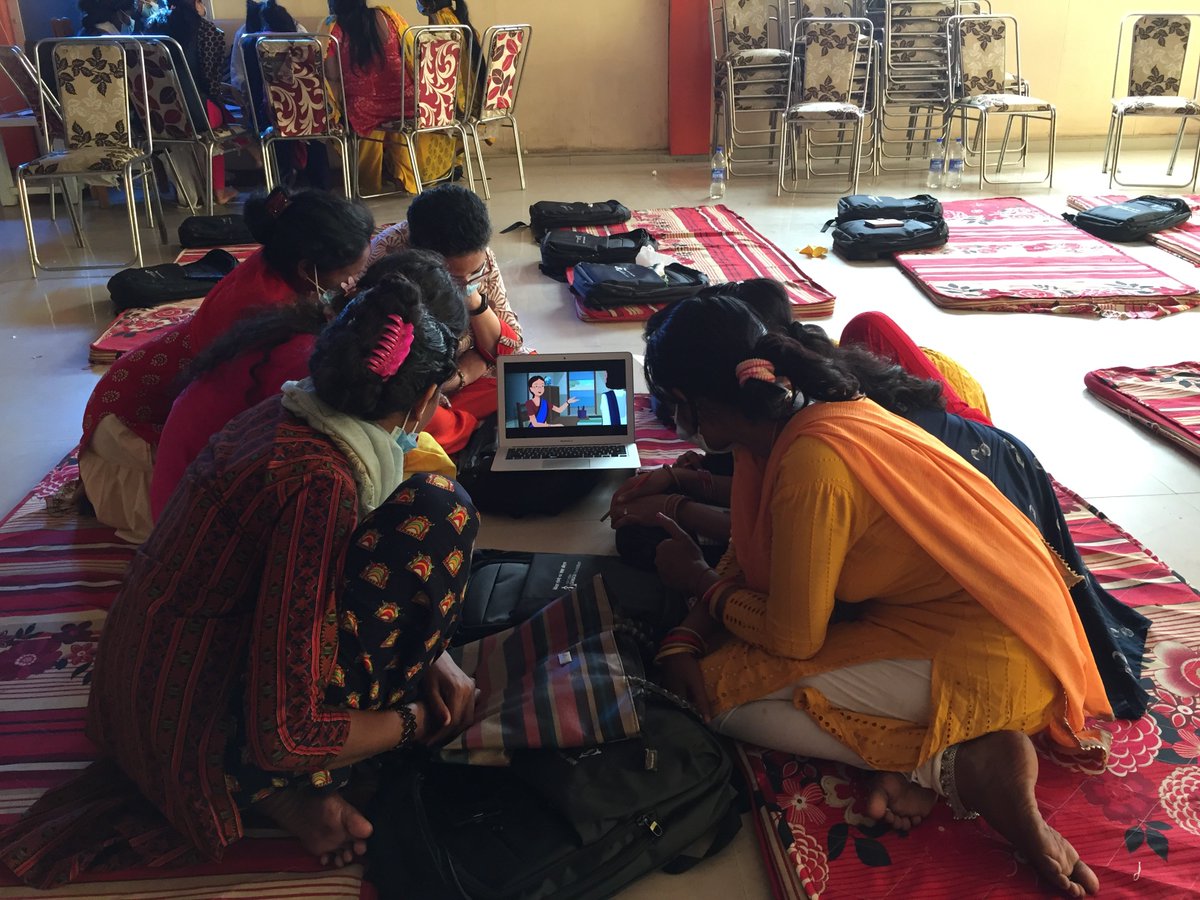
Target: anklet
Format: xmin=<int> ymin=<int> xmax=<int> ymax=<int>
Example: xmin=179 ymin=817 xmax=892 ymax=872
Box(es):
xmin=939 ymin=745 xmax=980 ymax=820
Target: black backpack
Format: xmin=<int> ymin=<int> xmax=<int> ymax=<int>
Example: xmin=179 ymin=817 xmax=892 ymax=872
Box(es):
xmin=829 ymin=213 xmax=949 ymax=260
xmin=178 ymin=214 xmax=257 ymax=248
xmin=827 ymin=193 xmax=943 ymax=227
xmin=570 ymin=262 xmax=709 ymax=308
xmin=365 ymin=684 xmax=741 ymax=900
xmin=539 ymin=228 xmax=658 ymax=282
xmin=1062 ymin=196 xmax=1192 ymax=242
xmin=457 ymin=550 xmax=688 ymax=646
xmin=454 ymin=417 xmax=603 ymax=517
xmin=106 ymin=249 xmax=239 ymax=312
xmin=507 ymin=200 xmax=632 ymax=242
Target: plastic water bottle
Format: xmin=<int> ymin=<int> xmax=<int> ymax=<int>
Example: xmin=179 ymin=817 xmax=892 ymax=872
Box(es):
xmin=926 ymin=137 xmax=944 ymax=190
xmin=709 ymin=146 xmax=727 ymax=200
xmin=945 ymin=138 xmax=964 ymax=189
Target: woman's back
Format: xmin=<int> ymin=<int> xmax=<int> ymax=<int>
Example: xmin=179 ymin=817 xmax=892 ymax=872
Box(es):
xmin=332 ymin=7 xmax=412 ymax=133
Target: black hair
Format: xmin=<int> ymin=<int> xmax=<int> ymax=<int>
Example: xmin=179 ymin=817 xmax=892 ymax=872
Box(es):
xmin=148 ymin=0 xmax=201 ymax=46
xmin=330 ymin=0 xmax=384 ymax=71
xmin=310 ymin=274 xmax=459 ymax=420
xmin=719 ymin=279 xmax=945 ymax=416
xmin=356 ymin=249 xmax=468 ymax=339
xmin=406 ymin=184 xmax=491 ymax=257
xmin=245 ymin=0 xmax=263 ymax=32
xmin=261 ymin=0 xmax=296 ymax=32
xmin=243 ymin=186 xmax=374 ymax=283
xmin=527 ymin=375 xmax=545 ymax=397
xmin=644 ymin=293 xmax=861 ymax=423
xmin=79 ymin=0 xmax=130 ymax=30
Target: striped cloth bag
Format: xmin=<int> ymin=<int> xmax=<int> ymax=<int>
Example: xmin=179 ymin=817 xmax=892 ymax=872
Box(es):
xmin=442 ymin=575 xmax=642 ymax=764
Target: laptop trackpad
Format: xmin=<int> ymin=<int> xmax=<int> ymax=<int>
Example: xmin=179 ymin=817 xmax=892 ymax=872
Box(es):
xmin=545 ymin=458 xmax=592 ymax=469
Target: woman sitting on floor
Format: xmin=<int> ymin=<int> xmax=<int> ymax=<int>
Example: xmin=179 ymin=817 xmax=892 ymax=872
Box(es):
xmin=79 ymin=187 xmax=373 ymax=543
xmin=370 ymin=184 xmax=526 ymax=453
xmin=641 ymin=292 xmax=1111 ymax=897
xmin=150 ymin=249 xmax=469 ymax=517
xmin=610 ymin=283 xmax=1149 ymax=721
xmin=0 ymin=274 xmax=479 ymax=888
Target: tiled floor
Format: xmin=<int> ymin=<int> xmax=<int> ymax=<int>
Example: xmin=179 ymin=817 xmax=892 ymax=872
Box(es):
xmin=1 ymin=150 xmax=1198 ymax=898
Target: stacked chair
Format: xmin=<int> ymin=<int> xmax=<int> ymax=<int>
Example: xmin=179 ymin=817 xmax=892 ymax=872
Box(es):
xmin=16 ymin=38 xmax=167 ymax=277
xmin=1103 ymin=13 xmax=1200 ymax=191
xmin=0 ymin=45 xmax=66 ymax=211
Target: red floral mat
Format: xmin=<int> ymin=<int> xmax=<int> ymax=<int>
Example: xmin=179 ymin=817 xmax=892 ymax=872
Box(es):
xmin=0 ymin=454 xmax=373 ymax=898
xmin=1069 ymin=195 xmax=1200 ymax=268
xmin=894 ymin=197 xmax=1200 ymax=319
xmin=1085 ymin=362 xmax=1200 ymax=460
xmin=570 ymin=205 xmax=836 ymax=323
xmin=741 ymin=479 xmax=1200 ymax=899
xmin=88 ymin=301 xmax=202 ymax=365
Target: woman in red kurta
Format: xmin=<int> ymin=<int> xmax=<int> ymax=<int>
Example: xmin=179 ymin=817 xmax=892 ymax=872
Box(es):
xmin=369 ymin=185 xmax=527 ymax=453
xmin=80 ymin=187 xmax=374 ymax=542
xmin=1 ymin=274 xmax=479 ymax=887
xmin=150 ymin=249 xmax=469 ymax=517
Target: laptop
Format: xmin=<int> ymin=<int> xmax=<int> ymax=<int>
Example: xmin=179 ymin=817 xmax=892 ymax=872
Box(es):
xmin=493 ymin=352 xmax=642 ymax=471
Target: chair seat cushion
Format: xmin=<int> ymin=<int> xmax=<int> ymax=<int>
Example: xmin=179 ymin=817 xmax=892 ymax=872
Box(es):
xmin=961 ymin=94 xmax=1053 ymax=113
xmin=210 ymin=124 xmax=250 ymax=143
xmin=20 ymin=146 xmax=147 ymax=177
xmin=1113 ymin=96 xmax=1200 ymax=116
xmin=721 ymin=49 xmax=793 ymax=67
xmin=787 ymin=101 xmax=863 ymax=121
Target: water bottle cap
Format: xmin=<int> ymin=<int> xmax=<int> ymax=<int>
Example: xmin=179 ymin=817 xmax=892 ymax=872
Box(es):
xmin=936 ymin=137 xmax=944 ymax=143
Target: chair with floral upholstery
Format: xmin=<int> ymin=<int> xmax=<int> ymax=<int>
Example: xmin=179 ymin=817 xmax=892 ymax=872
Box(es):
xmin=0 ymin=45 xmax=69 ymax=213
xmin=464 ymin=24 xmax=532 ymax=200
xmin=778 ymin=16 xmax=874 ymax=194
xmin=123 ymin=36 xmax=251 ymax=215
xmin=946 ymin=13 xmax=1055 ymax=187
xmin=1103 ymin=13 xmax=1200 ymax=191
xmin=379 ymin=24 xmax=475 ymax=196
xmin=254 ymin=34 xmax=354 ymax=197
xmin=16 ymin=38 xmax=166 ymax=278
xmin=711 ymin=0 xmax=794 ymax=176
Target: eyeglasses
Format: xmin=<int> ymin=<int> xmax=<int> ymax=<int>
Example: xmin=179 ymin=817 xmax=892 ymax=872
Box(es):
xmin=452 ymin=261 xmax=488 ymax=288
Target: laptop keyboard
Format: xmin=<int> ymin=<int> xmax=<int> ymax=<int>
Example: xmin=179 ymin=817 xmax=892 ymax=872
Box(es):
xmin=505 ymin=445 xmax=628 ymax=460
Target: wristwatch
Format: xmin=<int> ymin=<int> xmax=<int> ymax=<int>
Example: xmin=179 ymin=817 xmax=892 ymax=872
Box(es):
xmin=469 ymin=294 xmax=490 ymax=316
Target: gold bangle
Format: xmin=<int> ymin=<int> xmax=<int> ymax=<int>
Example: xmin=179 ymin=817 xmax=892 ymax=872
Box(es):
xmin=455 ymin=367 xmax=467 ymax=391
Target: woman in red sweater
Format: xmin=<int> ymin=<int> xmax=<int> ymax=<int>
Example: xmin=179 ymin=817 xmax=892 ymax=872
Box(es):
xmin=80 ymin=188 xmax=374 ymax=542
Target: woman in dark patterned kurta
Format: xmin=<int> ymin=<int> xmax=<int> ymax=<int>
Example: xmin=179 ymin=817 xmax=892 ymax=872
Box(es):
xmin=0 ymin=275 xmax=478 ymax=887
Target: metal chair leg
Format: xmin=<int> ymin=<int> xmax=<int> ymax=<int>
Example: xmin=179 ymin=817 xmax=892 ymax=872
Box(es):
xmin=17 ymin=173 xmax=39 ymax=278
xmin=1167 ymin=118 xmax=1188 ymax=176
xmin=123 ymin=168 xmax=143 ymax=269
xmin=205 ymin=144 xmax=216 ymax=217
xmin=997 ymin=115 xmax=1015 ymax=175
xmin=470 ymin=124 xmax=491 ymax=200
xmin=146 ymin=163 xmax=167 ymax=245
xmin=455 ymin=125 xmax=476 ymax=194
xmin=850 ymin=116 xmax=863 ymax=195
xmin=509 ymin=114 xmax=527 ymax=191
xmin=405 ymin=134 xmax=423 ymax=196
xmin=61 ymin=179 xmax=86 ymax=249
xmin=1047 ymin=109 xmax=1056 ymax=188
xmin=164 ymin=149 xmax=198 ymax=213
xmin=1101 ymin=114 xmax=1116 ymax=174
xmin=1109 ymin=113 xmax=1125 ymax=189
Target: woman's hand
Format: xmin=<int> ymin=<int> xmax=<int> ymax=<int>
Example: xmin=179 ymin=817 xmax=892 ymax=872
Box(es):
xmin=658 ymin=653 xmax=713 ymax=720
xmin=674 ymin=451 xmax=706 ymax=470
xmin=421 ymin=654 xmax=478 ymax=745
xmin=612 ymin=467 xmax=674 ymax=505
xmin=654 ymin=513 xmax=712 ymax=594
xmin=607 ymin=494 xmax=670 ymax=530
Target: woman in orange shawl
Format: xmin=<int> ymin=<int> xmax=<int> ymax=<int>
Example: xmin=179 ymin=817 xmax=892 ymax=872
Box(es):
xmin=642 ymin=294 xmax=1110 ymax=898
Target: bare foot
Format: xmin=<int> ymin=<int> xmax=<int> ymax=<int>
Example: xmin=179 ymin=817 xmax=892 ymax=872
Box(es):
xmin=954 ymin=731 xmax=1099 ymax=897
xmin=866 ymin=772 xmax=937 ymax=831
xmin=254 ymin=786 xmax=374 ymax=867
xmin=216 ymin=187 xmax=240 ymax=206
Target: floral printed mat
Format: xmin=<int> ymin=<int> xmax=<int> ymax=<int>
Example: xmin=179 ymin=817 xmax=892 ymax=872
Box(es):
xmin=740 ymin=480 xmax=1200 ymax=898
xmin=1069 ymin=195 xmax=1200 ymax=268
xmin=893 ymin=197 xmax=1200 ymax=318
xmin=1085 ymin=362 xmax=1200 ymax=460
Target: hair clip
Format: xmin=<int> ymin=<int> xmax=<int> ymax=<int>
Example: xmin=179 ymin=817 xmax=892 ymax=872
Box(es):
xmin=735 ymin=357 xmax=776 ymax=387
xmin=366 ymin=314 xmax=416 ymax=378
xmin=265 ymin=191 xmax=290 ymax=219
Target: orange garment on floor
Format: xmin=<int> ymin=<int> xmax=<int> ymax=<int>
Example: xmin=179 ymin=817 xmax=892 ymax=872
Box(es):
xmin=701 ymin=397 xmax=1111 ymax=772
xmin=424 ymin=376 xmax=498 ymax=455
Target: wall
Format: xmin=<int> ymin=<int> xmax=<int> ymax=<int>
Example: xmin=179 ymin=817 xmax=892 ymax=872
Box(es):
xmin=209 ymin=1 xmax=1200 ymax=150
xmin=16 ymin=0 xmax=79 ymax=45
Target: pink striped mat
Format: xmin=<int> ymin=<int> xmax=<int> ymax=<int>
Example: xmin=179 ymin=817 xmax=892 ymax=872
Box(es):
xmin=1068 ymin=194 xmax=1200 ymax=268
xmin=894 ymin=197 xmax=1200 ymax=318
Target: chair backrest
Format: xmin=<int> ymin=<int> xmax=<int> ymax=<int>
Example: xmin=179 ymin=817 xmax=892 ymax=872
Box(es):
xmin=255 ymin=34 xmax=343 ymax=139
xmin=124 ymin=36 xmax=208 ymax=143
xmin=950 ymin=14 xmax=1014 ymax=98
xmin=403 ymin=24 xmax=468 ymax=131
xmin=475 ymin=24 xmax=531 ymax=122
xmin=711 ymin=0 xmax=788 ymax=58
xmin=1125 ymin=15 xmax=1193 ymax=97
xmin=50 ymin=18 xmax=72 ymax=38
xmin=0 ymin=44 xmax=64 ymax=142
xmin=884 ymin=0 xmax=955 ymax=95
xmin=46 ymin=39 xmax=135 ymax=150
xmin=797 ymin=17 xmax=867 ymax=102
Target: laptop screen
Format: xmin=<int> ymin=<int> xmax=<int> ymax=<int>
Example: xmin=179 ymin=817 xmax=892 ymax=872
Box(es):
xmin=500 ymin=357 xmax=631 ymax=440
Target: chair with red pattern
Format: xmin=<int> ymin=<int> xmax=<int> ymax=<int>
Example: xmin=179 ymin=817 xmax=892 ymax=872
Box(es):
xmin=465 ymin=24 xmax=532 ymax=199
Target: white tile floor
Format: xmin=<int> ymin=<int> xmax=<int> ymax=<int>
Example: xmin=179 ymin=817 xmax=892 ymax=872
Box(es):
xmin=1 ymin=150 xmax=1199 ymax=898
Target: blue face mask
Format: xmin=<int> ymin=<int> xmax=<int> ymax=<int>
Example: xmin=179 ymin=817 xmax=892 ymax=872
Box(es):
xmin=309 ymin=269 xmax=340 ymax=307
xmin=463 ymin=282 xmax=482 ymax=297
xmin=392 ymin=412 xmax=419 ymax=453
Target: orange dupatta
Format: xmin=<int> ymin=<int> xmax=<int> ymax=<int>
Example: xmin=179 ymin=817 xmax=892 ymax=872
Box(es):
xmin=729 ymin=398 xmax=1111 ymax=753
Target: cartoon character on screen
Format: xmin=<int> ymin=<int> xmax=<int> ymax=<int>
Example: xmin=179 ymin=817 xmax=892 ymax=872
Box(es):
xmin=599 ymin=364 xmax=627 ymax=427
xmin=525 ymin=375 xmax=578 ymax=428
